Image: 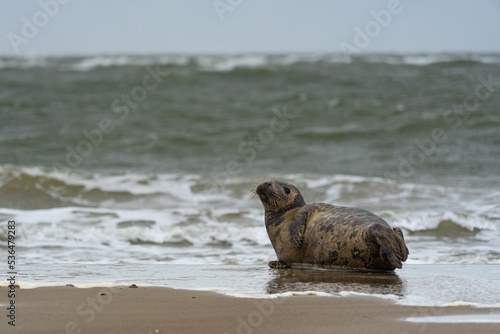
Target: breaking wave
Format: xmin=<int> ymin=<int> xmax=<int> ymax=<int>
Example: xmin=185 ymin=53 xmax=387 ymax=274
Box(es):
xmin=1 ymin=165 xmax=499 ymax=265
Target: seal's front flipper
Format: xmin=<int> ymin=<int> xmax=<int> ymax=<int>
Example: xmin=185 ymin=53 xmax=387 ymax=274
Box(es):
xmin=268 ymin=260 xmax=290 ymax=269
xmin=288 ymin=206 xmax=310 ymax=249
xmin=369 ymin=224 xmax=409 ymax=269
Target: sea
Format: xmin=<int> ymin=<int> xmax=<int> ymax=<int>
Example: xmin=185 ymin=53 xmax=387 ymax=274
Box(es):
xmin=0 ymin=53 xmax=500 ymax=304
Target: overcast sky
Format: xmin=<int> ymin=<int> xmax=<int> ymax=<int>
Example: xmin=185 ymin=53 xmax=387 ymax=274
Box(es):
xmin=1 ymin=0 xmax=499 ymax=56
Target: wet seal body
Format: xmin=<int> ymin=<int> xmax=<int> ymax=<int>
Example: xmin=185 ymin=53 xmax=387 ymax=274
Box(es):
xmin=255 ymin=181 xmax=409 ymax=271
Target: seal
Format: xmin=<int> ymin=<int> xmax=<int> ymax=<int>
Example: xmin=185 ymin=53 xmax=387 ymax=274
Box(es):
xmin=254 ymin=181 xmax=409 ymax=271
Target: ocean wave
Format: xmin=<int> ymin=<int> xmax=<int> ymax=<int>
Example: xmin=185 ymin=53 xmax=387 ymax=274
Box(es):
xmin=1 ymin=53 xmax=498 ymax=72
xmin=0 ymin=54 xmax=190 ymax=71
xmin=389 ymin=211 xmax=498 ymax=235
xmin=0 ymin=165 xmax=198 ymax=209
xmin=64 ymin=55 xmax=190 ymax=72
xmin=356 ymin=53 xmax=500 ymax=66
xmin=196 ymin=54 xmax=270 ymax=72
xmin=0 ymin=204 xmax=271 ymax=264
xmin=2 ymin=165 xmax=500 ymax=220
xmin=1 ymin=166 xmax=499 ymax=265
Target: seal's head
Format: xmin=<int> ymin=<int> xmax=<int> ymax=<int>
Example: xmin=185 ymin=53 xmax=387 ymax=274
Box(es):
xmin=255 ymin=181 xmax=305 ymax=212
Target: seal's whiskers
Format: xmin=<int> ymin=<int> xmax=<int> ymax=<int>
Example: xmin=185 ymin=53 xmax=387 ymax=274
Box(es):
xmin=249 ymin=188 xmax=258 ymax=198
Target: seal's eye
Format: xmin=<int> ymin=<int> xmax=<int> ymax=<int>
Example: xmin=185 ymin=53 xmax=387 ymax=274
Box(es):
xmin=283 ymin=186 xmax=290 ymax=194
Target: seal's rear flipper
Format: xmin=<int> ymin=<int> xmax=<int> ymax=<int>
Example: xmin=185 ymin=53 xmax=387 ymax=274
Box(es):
xmin=369 ymin=224 xmax=409 ymax=269
xmin=393 ymin=227 xmax=409 ymax=261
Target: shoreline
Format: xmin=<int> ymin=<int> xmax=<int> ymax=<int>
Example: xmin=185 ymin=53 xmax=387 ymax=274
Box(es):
xmin=1 ymin=286 xmax=499 ymax=334
xmin=4 ymin=263 xmax=500 ymax=307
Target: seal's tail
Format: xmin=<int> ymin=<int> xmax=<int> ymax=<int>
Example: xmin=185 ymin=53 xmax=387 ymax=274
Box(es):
xmin=370 ymin=225 xmax=409 ymax=269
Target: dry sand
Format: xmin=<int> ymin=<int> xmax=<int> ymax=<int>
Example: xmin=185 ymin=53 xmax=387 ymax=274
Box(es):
xmin=2 ymin=286 xmax=499 ymax=334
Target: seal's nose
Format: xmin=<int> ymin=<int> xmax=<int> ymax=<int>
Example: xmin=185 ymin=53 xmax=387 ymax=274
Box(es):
xmin=256 ymin=181 xmax=272 ymax=199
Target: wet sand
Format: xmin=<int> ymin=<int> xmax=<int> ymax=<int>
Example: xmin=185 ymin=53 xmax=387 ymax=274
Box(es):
xmin=2 ymin=286 xmax=500 ymax=334
xmin=8 ymin=264 xmax=500 ymax=306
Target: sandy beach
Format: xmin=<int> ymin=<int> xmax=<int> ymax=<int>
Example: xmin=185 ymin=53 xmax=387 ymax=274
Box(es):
xmin=1 ymin=286 xmax=498 ymax=334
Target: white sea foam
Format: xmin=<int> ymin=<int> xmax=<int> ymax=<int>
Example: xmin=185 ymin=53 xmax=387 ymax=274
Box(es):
xmin=278 ymin=291 xmax=333 ymax=297
xmin=197 ymin=54 xmax=269 ymax=72
xmin=68 ymin=56 xmax=131 ymax=71
xmin=1 ymin=166 xmax=499 ymax=265
xmin=442 ymin=301 xmax=478 ymax=307
xmin=65 ymin=55 xmax=190 ymax=71
xmin=339 ymin=290 xmax=400 ymax=303
xmin=405 ymin=314 xmax=500 ymax=323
